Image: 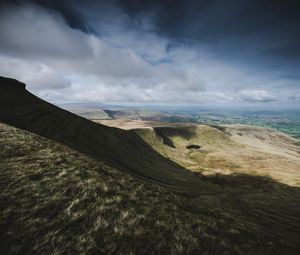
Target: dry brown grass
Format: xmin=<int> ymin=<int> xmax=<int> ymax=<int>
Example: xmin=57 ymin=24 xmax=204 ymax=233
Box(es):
xmin=1 ymin=123 xmax=300 ymax=254
xmin=133 ymin=124 xmax=300 ymax=186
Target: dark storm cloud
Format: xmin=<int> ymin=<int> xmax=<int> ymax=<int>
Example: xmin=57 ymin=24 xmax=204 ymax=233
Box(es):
xmin=0 ymin=0 xmax=299 ymax=104
xmin=25 ymin=0 xmax=300 ymax=77
xmin=122 ymin=0 xmax=300 ymax=75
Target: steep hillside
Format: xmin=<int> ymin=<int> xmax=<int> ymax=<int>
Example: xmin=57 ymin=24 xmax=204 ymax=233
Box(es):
xmin=0 ymin=76 xmax=212 ymax=195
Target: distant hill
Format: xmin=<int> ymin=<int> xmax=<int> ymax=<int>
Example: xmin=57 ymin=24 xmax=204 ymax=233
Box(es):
xmin=59 ymin=102 xmax=105 ymax=109
xmin=66 ymin=108 xmax=112 ymax=120
xmin=1 ymin=76 xmax=300 ymax=254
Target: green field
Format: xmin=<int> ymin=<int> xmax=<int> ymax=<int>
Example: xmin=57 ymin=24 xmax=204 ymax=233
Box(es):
xmin=161 ymin=109 xmax=300 ymax=140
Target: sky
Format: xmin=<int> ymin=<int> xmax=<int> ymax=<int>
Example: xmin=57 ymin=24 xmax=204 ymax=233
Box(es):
xmin=0 ymin=0 xmax=299 ymax=107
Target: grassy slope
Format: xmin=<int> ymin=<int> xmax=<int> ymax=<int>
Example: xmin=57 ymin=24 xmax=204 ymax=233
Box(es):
xmin=1 ymin=122 xmax=300 ymax=255
xmin=135 ymin=125 xmax=300 ymax=186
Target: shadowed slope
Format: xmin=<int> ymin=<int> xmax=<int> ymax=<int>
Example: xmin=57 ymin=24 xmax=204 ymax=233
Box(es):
xmin=0 ymin=76 xmax=213 ymax=195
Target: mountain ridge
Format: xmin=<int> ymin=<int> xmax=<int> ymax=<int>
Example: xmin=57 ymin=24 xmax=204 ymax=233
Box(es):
xmin=0 ymin=76 xmax=213 ymax=196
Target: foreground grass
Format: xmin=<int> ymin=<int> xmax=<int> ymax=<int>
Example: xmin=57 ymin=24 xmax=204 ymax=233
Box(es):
xmin=1 ymin=123 xmax=300 ymax=254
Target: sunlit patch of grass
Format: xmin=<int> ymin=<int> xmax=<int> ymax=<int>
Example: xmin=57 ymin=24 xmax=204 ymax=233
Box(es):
xmin=136 ymin=126 xmax=242 ymax=173
xmin=205 ymin=156 xmax=241 ymax=170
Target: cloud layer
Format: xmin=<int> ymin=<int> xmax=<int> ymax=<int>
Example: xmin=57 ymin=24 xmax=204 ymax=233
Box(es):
xmin=0 ymin=1 xmax=299 ymax=106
